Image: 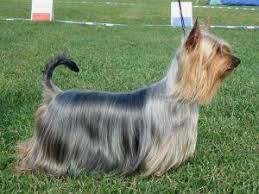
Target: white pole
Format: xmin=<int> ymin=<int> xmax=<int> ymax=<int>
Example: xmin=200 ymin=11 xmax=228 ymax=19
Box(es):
xmin=31 ymin=0 xmax=54 ymax=21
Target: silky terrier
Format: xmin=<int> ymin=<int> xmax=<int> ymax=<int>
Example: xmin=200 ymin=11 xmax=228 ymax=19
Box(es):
xmin=17 ymin=20 xmax=240 ymax=176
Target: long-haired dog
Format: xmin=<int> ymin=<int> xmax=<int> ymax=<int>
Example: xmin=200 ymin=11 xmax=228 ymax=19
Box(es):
xmin=17 ymin=20 xmax=240 ymax=176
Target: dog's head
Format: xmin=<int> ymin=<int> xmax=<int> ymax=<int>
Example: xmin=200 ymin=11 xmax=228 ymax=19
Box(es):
xmin=173 ymin=19 xmax=240 ymax=104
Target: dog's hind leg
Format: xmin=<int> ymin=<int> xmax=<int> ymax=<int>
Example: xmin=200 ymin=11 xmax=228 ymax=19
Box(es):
xmin=17 ymin=105 xmax=68 ymax=176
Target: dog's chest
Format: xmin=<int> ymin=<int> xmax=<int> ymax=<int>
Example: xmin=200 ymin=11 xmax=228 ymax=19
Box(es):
xmin=167 ymin=102 xmax=199 ymax=157
xmin=142 ymin=99 xmax=199 ymax=175
xmin=167 ymin=103 xmax=199 ymax=158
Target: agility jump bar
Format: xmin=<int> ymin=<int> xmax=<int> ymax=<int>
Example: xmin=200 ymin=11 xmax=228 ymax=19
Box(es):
xmin=193 ymin=5 xmax=257 ymax=11
xmin=1 ymin=17 xmax=259 ymax=30
xmin=57 ymin=1 xmax=257 ymax=11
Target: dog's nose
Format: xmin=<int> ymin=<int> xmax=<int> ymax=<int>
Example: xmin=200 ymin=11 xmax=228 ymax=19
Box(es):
xmin=232 ymin=56 xmax=241 ymax=68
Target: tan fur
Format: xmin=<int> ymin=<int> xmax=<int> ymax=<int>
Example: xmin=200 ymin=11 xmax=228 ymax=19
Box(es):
xmin=17 ymin=139 xmax=31 ymax=161
xmin=16 ymin=138 xmax=35 ymax=171
xmin=172 ymin=24 xmax=234 ymax=104
xmin=35 ymin=105 xmax=47 ymax=126
xmin=16 ymin=20 xmax=239 ymax=177
xmin=204 ymin=16 xmax=211 ymax=32
xmin=142 ymin=21 xmax=238 ymax=176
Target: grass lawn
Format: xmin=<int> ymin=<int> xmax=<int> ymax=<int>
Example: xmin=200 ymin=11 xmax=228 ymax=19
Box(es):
xmin=0 ymin=0 xmax=258 ymax=193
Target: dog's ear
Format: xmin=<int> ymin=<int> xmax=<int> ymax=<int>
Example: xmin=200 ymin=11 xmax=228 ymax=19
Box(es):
xmin=204 ymin=16 xmax=211 ymax=32
xmin=185 ymin=19 xmax=201 ymax=50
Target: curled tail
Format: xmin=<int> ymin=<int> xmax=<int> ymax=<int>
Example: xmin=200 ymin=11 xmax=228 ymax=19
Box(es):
xmin=42 ymin=54 xmax=79 ymax=103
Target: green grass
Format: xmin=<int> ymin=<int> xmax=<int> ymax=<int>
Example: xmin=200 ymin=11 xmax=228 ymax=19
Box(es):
xmin=1 ymin=0 xmax=259 ymax=25
xmin=0 ymin=0 xmax=259 ymax=193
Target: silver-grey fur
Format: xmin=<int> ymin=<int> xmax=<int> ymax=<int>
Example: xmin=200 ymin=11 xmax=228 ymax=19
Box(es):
xmin=17 ymin=53 xmax=199 ymax=176
xmin=17 ymin=19 xmax=240 ymax=176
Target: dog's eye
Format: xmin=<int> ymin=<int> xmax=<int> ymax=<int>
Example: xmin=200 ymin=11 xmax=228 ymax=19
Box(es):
xmin=221 ymin=45 xmax=231 ymax=55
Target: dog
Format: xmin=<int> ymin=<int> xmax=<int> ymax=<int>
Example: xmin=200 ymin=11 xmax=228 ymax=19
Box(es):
xmin=17 ymin=19 xmax=240 ymax=176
